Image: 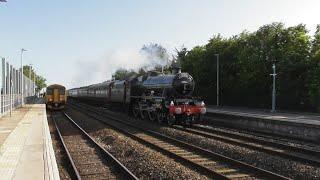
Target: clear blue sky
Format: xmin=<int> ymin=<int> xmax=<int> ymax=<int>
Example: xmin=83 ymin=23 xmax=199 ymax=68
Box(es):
xmin=0 ymin=0 xmax=319 ymax=88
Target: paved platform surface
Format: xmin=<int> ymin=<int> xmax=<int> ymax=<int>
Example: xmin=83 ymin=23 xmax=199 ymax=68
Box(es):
xmin=207 ymin=106 xmax=320 ymax=126
xmin=0 ymin=104 xmax=59 ymax=180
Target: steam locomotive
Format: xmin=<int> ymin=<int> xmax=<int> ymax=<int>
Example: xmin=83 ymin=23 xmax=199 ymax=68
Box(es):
xmin=68 ymin=65 xmax=206 ymax=125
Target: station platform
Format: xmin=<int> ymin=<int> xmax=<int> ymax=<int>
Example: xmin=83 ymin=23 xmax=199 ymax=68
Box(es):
xmin=207 ymin=106 xmax=320 ymax=126
xmin=0 ymin=103 xmax=59 ymax=180
xmin=206 ymin=106 xmax=320 ymax=142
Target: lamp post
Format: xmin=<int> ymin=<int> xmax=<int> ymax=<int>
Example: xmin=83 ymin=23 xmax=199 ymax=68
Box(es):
xmin=29 ymin=64 xmax=32 ymax=97
xmin=20 ymin=48 xmax=27 ymax=106
xmin=214 ymin=54 xmax=219 ymax=106
xmin=270 ymin=63 xmax=277 ymax=113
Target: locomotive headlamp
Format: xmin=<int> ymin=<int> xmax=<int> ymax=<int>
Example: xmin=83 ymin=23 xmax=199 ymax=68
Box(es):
xmin=201 ymin=101 xmax=205 ymax=107
xmin=200 ymin=107 xmax=206 ymax=114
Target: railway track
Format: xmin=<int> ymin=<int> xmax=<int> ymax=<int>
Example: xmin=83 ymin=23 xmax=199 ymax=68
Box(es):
xmin=51 ymin=112 xmax=138 ymax=180
xmin=70 ymin=101 xmax=320 ymax=166
xmin=47 ymin=113 xmax=74 ymax=179
xmin=69 ymin=102 xmax=290 ymax=180
xmin=172 ymin=124 xmax=320 ymax=166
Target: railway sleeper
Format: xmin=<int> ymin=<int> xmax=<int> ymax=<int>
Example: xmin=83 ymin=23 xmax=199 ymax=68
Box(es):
xmin=215 ymin=168 xmax=239 ymax=174
xmin=226 ymin=173 xmax=251 ymax=179
xmin=175 ymin=152 xmax=193 ymax=156
xmin=67 ymin=148 xmax=96 ymax=154
xmin=77 ymin=161 xmax=106 ymax=166
xmin=72 ymin=155 xmax=101 ymax=162
xmin=166 ymin=147 xmax=185 ymax=152
xmin=80 ymin=171 xmax=111 ymax=177
xmin=189 ymin=157 xmax=210 ymax=162
xmin=198 ymin=161 xmax=217 ymax=165
xmin=181 ymin=154 xmax=201 ymax=159
xmin=83 ymin=174 xmax=117 ymax=180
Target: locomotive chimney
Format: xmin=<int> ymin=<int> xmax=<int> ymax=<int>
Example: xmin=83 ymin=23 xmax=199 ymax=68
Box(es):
xmin=171 ymin=60 xmax=181 ymax=74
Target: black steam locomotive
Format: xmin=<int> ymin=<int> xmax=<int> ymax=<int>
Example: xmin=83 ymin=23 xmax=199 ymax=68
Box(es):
xmin=68 ymin=65 xmax=206 ymax=125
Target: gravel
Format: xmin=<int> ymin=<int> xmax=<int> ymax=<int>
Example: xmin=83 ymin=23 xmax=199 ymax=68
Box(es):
xmin=65 ymin=108 xmax=209 ymax=180
xmin=70 ymin=102 xmax=320 ymax=179
xmin=200 ymin=123 xmax=320 ymax=151
xmin=155 ymin=124 xmax=320 ymax=179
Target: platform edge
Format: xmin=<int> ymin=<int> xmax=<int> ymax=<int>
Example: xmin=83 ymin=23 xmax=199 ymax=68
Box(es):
xmin=42 ymin=106 xmax=60 ymax=180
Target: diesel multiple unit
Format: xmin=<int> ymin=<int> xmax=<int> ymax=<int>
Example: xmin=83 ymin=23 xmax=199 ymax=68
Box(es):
xmin=45 ymin=84 xmax=67 ymax=110
xmin=68 ymin=67 xmax=206 ymax=125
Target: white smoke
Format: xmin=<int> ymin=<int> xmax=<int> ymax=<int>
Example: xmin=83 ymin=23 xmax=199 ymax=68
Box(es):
xmin=140 ymin=43 xmax=170 ymax=70
xmin=70 ymin=45 xmax=171 ymax=88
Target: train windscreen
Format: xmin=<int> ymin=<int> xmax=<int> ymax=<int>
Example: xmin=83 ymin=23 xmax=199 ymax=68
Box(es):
xmin=59 ymin=88 xmax=65 ymax=95
xmin=46 ymin=88 xmax=53 ymax=95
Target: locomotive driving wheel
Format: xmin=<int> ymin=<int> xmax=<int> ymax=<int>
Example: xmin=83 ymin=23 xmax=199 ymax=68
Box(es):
xmin=132 ymin=103 xmax=140 ymax=118
xmin=140 ymin=109 xmax=148 ymax=120
xmin=148 ymin=111 xmax=156 ymax=121
xmin=157 ymin=112 xmax=163 ymax=124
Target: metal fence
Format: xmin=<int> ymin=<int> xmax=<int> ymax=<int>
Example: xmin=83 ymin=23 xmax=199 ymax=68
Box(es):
xmin=0 ymin=58 xmax=35 ymax=117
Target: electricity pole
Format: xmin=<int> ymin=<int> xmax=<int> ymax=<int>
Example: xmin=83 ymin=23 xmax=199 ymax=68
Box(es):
xmin=215 ymin=54 xmax=219 ymax=106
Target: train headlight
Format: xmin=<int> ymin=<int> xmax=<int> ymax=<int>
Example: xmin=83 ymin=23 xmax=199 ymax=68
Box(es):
xmin=201 ymin=101 xmax=205 ymax=107
xmin=196 ymin=101 xmax=205 ymax=107
xmin=175 ymin=107 xmax=182 ymax=114
xmin=200 ymin=107 xmax=206 ymax=114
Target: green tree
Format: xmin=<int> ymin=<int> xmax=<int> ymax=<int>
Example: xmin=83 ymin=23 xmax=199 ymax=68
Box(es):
xmin=179 ymin=22 xmax=319 ymax=111
xmin=35 ymin=76 xmax=47 ymax=92
xmin=23 ymin=65 xmax=47 ymax=92
xmin=113 ymin=68 xmax=137 ymax=80
xmin=309 ymin=25 xmax=320 ymax=111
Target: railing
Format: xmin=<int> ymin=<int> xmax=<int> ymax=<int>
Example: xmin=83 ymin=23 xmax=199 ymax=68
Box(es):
xmin=0 ymin=57 xmax=36 ymax=117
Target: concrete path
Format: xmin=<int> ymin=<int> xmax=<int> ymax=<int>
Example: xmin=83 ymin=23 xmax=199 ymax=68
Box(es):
xmin=0 ymin=104 xmax=59 ymax=180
